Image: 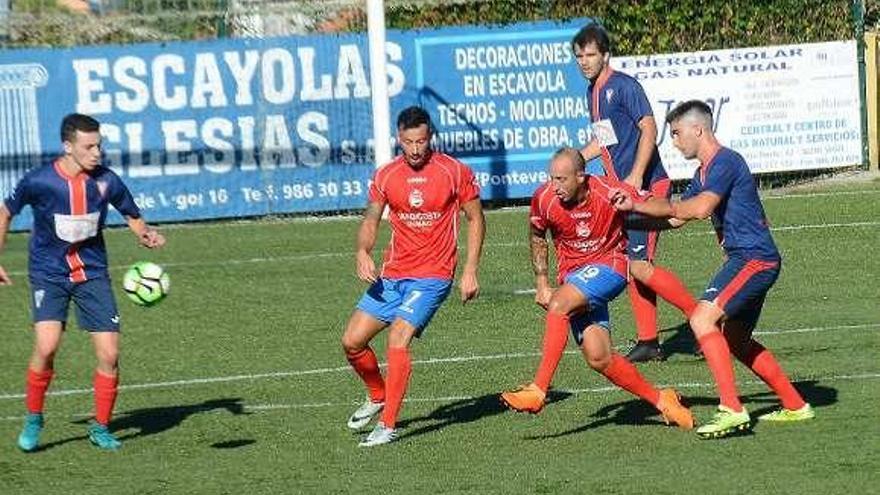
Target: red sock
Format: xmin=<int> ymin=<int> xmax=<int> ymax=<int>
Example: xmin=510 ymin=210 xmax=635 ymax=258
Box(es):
xmin=533 ymin=312 xmax=570 ymax=392
xmin=345 ymin=347 xmax=385 ymax=402
xmin=628 ymin=280 xmax=658 ymax=342
xmin=93 ymin=371 xmax=119 ymax=426
xmin=738 ymin=341 xmax=806 ymax=410
xmin=697 ymin=331 xmax=743 ymax=411
xmin=644 ymin=266 xmax=697 ymax=318
xmin=379 ymin=347 xmax=411 ymax=429
xmin=25 ymin=368 xmax=54 ymax=414
xmin=601 ymin=354 xmax=660 ymax=405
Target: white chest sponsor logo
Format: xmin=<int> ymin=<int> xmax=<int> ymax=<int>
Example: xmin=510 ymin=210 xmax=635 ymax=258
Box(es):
xmin=409 ymin=189 xmax=424 ymax=208
xmin=54 ymin=212 xmax=100 ymax=243
xmin=576 ymin=221 xmax=591 ymax=238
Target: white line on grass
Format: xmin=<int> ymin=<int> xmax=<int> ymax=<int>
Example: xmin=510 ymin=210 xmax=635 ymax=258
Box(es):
xmin=6 ymin=219 xmax=878 ymax=277
xmin=0 ymin=322 xmax=875 ymax=402
xmin=2 ymin=371 xmax=878 ymax=421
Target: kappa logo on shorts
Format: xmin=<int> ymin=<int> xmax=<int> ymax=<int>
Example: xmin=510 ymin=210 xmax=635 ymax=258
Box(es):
xmin=111 ymin=315 xmax=120 ymax=324
xmin=632 ymin=245 xmax=646 ymax=253
xmin=34 ymin=289 xmax=45 ymax=309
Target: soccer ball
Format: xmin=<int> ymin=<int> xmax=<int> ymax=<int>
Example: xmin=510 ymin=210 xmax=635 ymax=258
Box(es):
xmin=122 ymin=261 xmax=170 ymax=306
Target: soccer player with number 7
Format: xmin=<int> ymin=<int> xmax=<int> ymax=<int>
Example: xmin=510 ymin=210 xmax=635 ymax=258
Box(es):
xmin=340 ymin=106 xmax=485 ymax=447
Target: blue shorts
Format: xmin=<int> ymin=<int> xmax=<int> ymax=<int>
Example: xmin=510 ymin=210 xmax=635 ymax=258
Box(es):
xmin=702 ymin=257 xmax=780 ymax=331
xmin=356 ymin=278 xmax=452 ymax=337
xmin=563 ymin=264 xmax=627 ymax=345
xmin=626 ymin=179 xmax=671 ymax=262
xmin=30 ymin=277 xmax=120 ymax=332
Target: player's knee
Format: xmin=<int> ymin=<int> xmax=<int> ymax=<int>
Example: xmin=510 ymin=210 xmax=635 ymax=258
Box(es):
xmin=688 ymin=312 xmax=715 ymax=338
xmin=585 ymin=353 xmax=611 ymax=372
xmin=33 ymin=342 xmax=58 ymax=362
xmin=341 ymin=333 xmax=366 ymax=354
xmin=629 ymin=260 xmax=653 ymax=281
xmin=95 ymin=348 xmax=119 ymax=368
xmin=547 ymin=298 xmax=578 ymax=316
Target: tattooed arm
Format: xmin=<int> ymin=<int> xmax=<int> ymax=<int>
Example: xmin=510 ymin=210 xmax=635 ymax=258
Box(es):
xmin=530 ymin=222 xmax=553 ymax=309
xmin=355 ymin=201 xmax=385 ymax=283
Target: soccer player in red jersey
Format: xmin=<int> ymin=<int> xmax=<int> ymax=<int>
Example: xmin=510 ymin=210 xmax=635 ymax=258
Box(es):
xmin=341 ymin=106 xmax=485 ymax=447
xmin=611 ymin=100 xmax=814 ymax=438
xmin=574 ymin=24 xmax=697 ymax=362
xmin=499 ymin=147 xmax=693 ymax=431
xmin=0 ymin=114 xmax=165 ymax=452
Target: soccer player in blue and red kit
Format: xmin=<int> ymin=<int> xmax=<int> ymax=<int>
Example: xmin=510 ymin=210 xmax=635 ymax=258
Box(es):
xmin=574 ymin=24 xmax=697 ymax=362
xmin=341 ymin=106 xmax=485 ymax=447
xmin=0 ymin=114 xmax=166 ymax=451
xmin=610 ymin=100 xmax=814 ymax=438
xmin=499 ymin=148 xmax=693 ymax=431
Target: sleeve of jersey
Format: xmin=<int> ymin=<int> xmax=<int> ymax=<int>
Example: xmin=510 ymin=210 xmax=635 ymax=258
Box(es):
xmin=456 ymin=164 xmax=480 ymax=203
xmin=680 ymin=172 xmax=702 ymax=200
xmin=623 ymin=81 xmax=654 ymax=122
xmin=704 ymin=159 xmax=737 ymax=198
xmin=3 ymin=174 xmax=31 ymax=216
xmin=367 ymin=169 xmax=386 ymax=204
xmin=108 ymin=173 xmax=142 ymax=218
xmin=529 ymin=189 xmax=547 ymax=230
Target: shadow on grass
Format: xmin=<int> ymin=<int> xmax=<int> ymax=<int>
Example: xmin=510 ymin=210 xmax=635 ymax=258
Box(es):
xmin=396 ymin=390 xmax=573 ymax=442
xmin=526 ymin=379 xmax=836 ymax=440
xmin=658 ymin=322 xmax=701 ymax=360
xmin=33 ymin=398 xmax=252 ymax=452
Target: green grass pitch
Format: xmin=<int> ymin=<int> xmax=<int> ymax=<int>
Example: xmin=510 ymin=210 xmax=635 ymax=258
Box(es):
xmin=0 ymin=179 xmax=878 ymax=494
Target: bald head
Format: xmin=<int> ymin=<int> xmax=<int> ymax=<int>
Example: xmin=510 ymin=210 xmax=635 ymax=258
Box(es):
xmin=548 ymin=147 xmax=587 ymax=204
xmin=550 ymin=147 xmax=586 ymax=174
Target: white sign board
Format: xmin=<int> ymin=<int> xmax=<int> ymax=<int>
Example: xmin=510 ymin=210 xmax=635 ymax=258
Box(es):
xmin=612 ymin=41 xmax=863 ymax=179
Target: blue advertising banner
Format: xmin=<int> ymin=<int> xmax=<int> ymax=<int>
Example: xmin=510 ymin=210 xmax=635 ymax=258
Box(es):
xmin=0 ymin=18 xmax=593 ymax=229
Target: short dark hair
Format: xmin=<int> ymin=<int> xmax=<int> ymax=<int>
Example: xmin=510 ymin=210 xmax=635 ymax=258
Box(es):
xmin=665 ymin=100 xmax=713 ymax=126
xmin=571 ymin=23 xmax=611 ymax=54
xmin=60 ymin=113 xmax=100 ymax=143
xmin=396 ymin=106 xmax=432 ymax=131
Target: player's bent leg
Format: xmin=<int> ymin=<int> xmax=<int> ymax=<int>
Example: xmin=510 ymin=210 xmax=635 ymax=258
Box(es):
xmin=364 ymin=319 xmax=417 ymax=446
xmin=502 ymin=284 xmax=586 ymax=414
xmin=342 ymin=310 xmax=389 ymax=429
xmin=723 ymin=320 xmax=810 ymax=418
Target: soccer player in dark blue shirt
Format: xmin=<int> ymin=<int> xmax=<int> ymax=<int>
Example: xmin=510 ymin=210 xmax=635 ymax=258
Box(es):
xmin=0 ymin=113 xmax=166 ymax=451
xmin=610 ymin=100 xmax=814 ymax=438
xmin=573 ymin=24 xmax=697 ymax=362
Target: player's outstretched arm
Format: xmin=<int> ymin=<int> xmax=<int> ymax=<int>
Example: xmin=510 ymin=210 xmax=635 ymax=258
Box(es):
xmin=670 ymin=191 xmax=721 ymax=221
xmin=355 ymin=201 xmax=384 ymax=284
xmin=126 ymin=216 xmax=165 ymax=249
xmin=459 ymin=198 xmax=485 ymax=303
xmin=0 ymin=205 xmax=12 ymax=285
xmin=529 ymin=223 xmax=552 ymax=309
